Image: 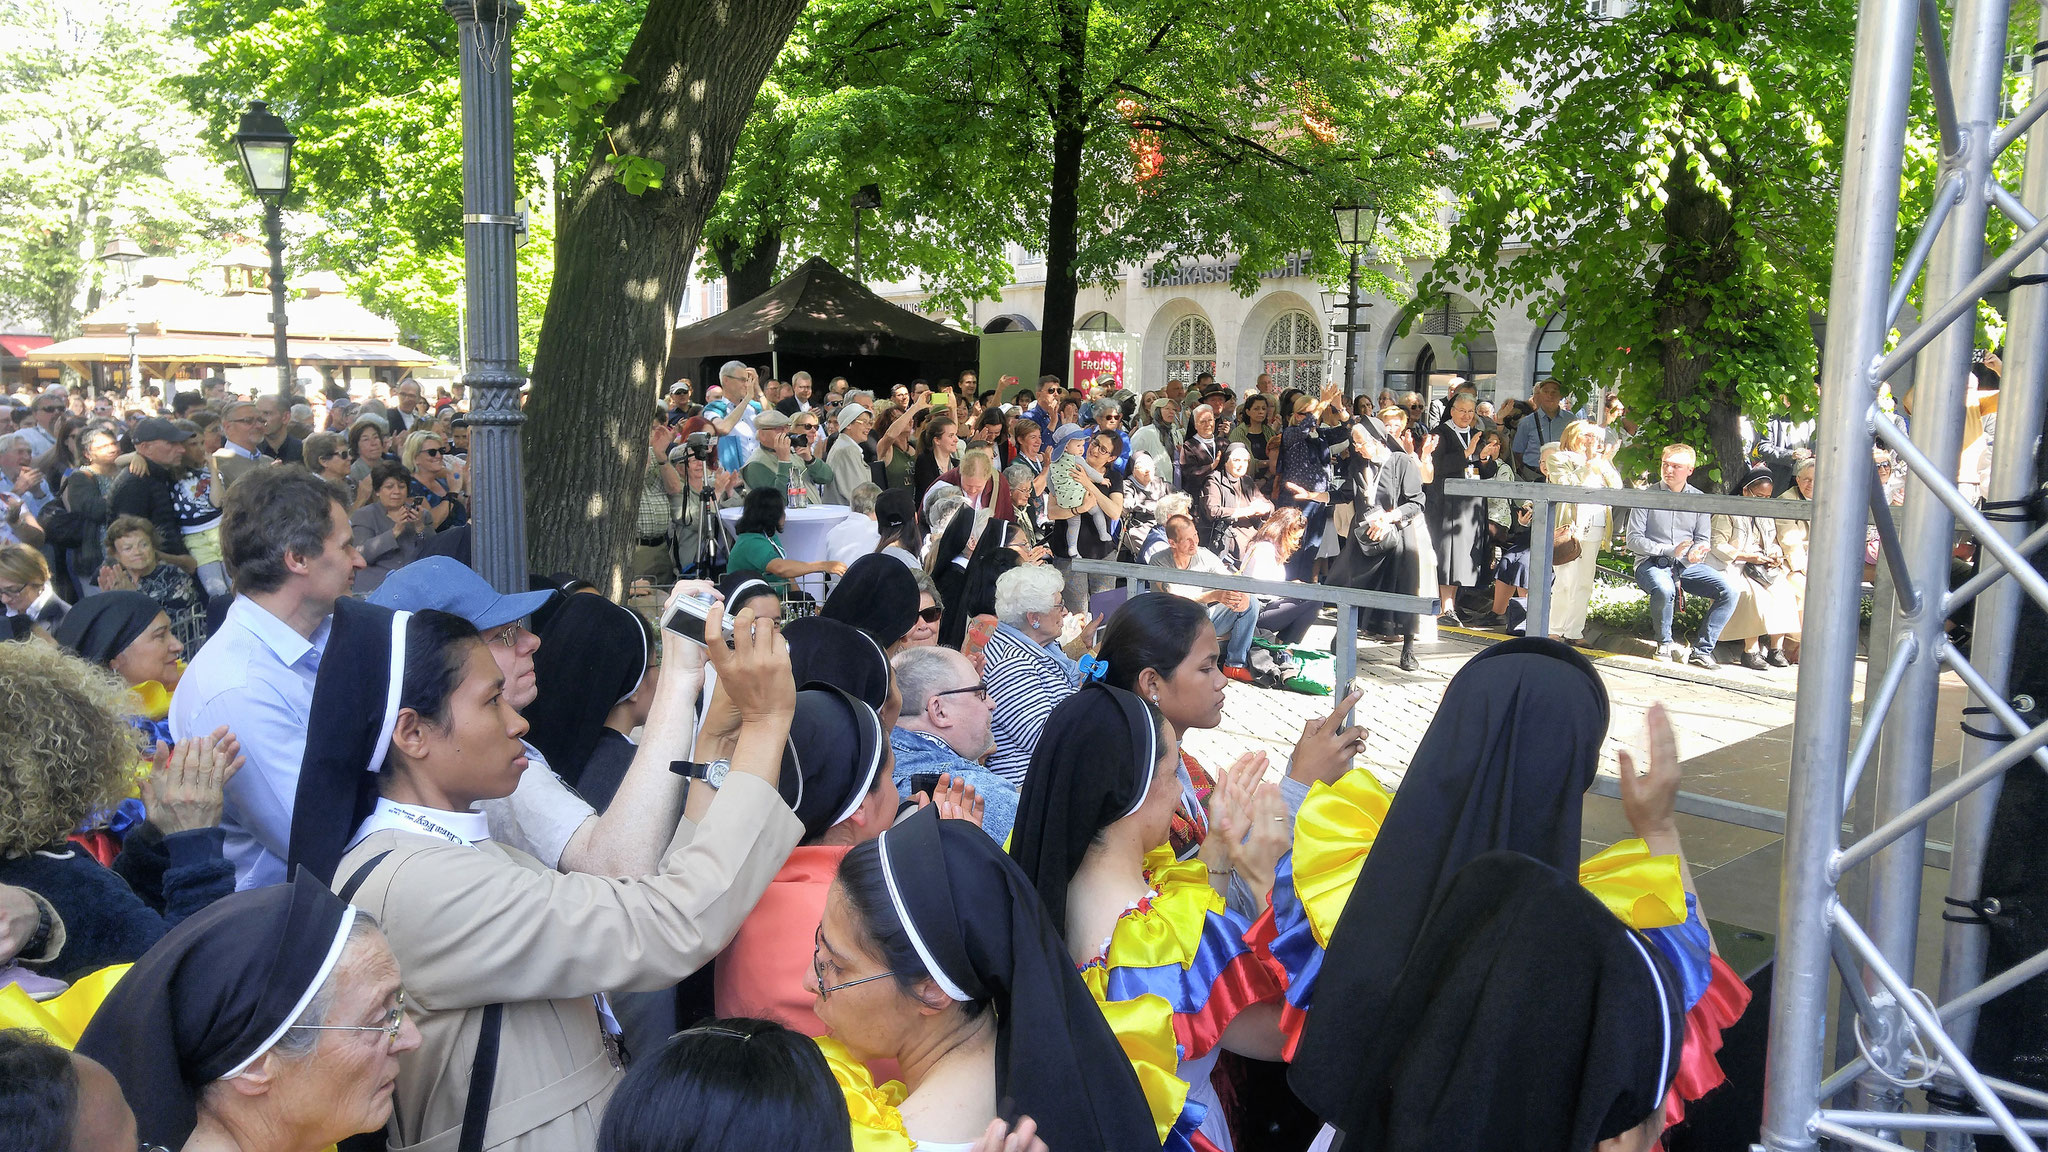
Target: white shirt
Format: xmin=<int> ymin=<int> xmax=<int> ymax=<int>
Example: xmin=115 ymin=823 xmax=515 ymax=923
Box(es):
xmin=826 ymin=515 xmax=881 ymax=567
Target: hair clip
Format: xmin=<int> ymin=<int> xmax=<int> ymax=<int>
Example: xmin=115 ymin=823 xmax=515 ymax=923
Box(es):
xmin=672 ymin=1024 xmax=754 ymax=1043
xmin=1078 ymin=654 xmax=1109 ymax=683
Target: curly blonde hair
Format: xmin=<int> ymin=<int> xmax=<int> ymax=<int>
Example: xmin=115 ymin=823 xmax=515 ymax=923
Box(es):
xmin=0 ymin=641 xmax=143 ymax=856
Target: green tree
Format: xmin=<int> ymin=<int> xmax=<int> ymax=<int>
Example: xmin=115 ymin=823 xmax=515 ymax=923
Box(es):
xmin=1423 ymin=0 xmax=1855 ymax=478
xmin=0 ymin=0 xmax=244 ymax=337
xmin=705 ymin=0 xmax=1475 ymax=363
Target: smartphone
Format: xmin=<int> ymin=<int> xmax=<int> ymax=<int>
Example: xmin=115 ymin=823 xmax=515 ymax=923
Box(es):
xmin=907 ymin=772 xmax=944 ymax=799
xmin=663 ymin=592 xmax=734 ymax=647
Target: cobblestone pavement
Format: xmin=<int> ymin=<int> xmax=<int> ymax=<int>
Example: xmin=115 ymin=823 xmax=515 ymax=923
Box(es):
xmin=1186 ymin=622 xmax=1815 ymax=790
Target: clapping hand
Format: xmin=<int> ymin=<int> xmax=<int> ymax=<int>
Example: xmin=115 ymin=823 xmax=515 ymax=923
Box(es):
xmin=1420 ymin=433 xmax=1440 ymax=458
xmin=141 ymin=727 xmax=246 ymax=835
xmin=916 ymin=773 xmax=987 ymax=827
xmin=97 ymin=562 xmax=135 ymax=591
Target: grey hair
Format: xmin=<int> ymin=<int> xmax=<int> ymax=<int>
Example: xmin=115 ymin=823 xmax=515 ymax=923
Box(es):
xmin=1225 ymin=441 xmax=1251 ymax=461
xmin=848 ymin=482 xmax=883 ymax=516
xmin=290 ymin=403 xmax=313 ymax=422
xmin=1155 ymin=492 xmax=1194 ymax=522
xmin=910 ymin=565 xmax=942 ymax=611
xmin=270 ymin=913 xmax=381 ymax=1060
xmin=0 ymin=432 xmax=29 ymax=454
xmin=719 ymin=360 xmax=749 ymax=383
xmin=892 ymin=644 xmax=974 ymax=717
xmin=995 ymin=564 xmax=1065 ymax=626
xmin=223 ymin=400 xmax=258 ymax=421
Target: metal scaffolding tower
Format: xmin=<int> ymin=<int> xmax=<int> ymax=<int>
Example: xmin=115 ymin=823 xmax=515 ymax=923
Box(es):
xmin=1767 ymin=0 xmax=2048 ymax=1143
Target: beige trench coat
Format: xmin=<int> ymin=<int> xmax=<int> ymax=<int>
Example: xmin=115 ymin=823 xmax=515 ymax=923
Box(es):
xmin=335 ymin=774 xmax=802 ymax=1152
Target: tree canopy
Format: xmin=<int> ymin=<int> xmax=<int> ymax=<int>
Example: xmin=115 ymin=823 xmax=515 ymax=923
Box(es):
xmin=1421 ymin=0 xmax=1856 ymax=477
xmin=0 ymin=0 xmax=245 ymax=337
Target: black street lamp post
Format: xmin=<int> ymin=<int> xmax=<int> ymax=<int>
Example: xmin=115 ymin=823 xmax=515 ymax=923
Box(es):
xmin=234 ymin=101 xmax=297 ymax=397
xmin=850 ymin=184 xmax=882 ymax=281
xmin=99 ymin=237 xmax=145 ymax=399
xmin=1330 ymin=201 xmax=1381 ymax=398
xmin=446 ymin=0 xmax=527 ymax=594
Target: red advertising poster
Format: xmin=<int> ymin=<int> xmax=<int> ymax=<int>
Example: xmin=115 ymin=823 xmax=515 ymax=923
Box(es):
xmin=1073 ymin=348 xmax=1126 ymax=391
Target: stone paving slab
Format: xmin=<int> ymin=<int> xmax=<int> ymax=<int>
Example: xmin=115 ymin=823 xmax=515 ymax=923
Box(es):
xmin=1185 ymin=623 xmax=1816 ymax=792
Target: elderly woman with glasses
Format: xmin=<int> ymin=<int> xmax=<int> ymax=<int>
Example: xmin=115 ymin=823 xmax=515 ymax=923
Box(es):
xmin=79 ymin=873 xmax=421 ymax=1152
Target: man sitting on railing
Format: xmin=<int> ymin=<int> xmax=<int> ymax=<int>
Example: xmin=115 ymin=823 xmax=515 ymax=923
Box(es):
xmin=1625 ymin=444 xmax=1739 ymax=669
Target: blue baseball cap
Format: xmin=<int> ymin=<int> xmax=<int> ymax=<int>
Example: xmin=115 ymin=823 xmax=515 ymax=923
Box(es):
xmin=367 ymin=557 xmax=556 ymax=631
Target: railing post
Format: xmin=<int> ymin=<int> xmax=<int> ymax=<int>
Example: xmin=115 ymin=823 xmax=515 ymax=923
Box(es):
xmin=1335 ymin=604 xmax=1358 ymax=726
xmin=1527 ymin=498 xmax=1554 ymax=638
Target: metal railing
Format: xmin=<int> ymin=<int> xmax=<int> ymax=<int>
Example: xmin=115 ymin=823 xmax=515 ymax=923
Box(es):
xmin=1440 ymin=476 xmax=1820 ymax=642
xmin=1068 ymin=557 xmax=1435 ymax=726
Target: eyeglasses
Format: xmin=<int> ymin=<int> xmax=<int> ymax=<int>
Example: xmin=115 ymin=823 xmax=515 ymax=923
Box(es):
xmin=930 ymin=682 xmax=988 ymax=703
xmin=917 ymin=605 xmax=944 ymax=623
xmin=0 ymin=581 xmax=34 ymax=599
xmin=227 ymin=416 xmax=262 ymax=426
xmin=36 ymin=405 xmax=60 ymax=413
xmin=486 ymin=624 xmax=530 ymax=648
xmin=290 ymin=993 xmax=408 ymax=1044
xmin=813 ymin=927 xmax=903 ymax=1001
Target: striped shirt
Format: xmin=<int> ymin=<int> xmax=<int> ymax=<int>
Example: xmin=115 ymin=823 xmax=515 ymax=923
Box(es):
xmin=981 ymin=622 xmax=1081 ymax=785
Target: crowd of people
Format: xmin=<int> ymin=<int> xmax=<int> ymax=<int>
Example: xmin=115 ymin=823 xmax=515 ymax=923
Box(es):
xmin=0 ymin=365 xmax=1771 ymax=1152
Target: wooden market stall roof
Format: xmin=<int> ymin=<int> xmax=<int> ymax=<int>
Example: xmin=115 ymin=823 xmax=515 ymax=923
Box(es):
xmin=25 ymin=260 xmax=438 ymax=379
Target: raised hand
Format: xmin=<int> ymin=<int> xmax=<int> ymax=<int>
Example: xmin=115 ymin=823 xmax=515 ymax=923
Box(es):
xmin=703 ymin=602 xmax=794 ymax=724
xmin=969 ymin=1116 xmax=1047 ymax=1152
xmin=1287 ymin=687 xmax=1367 ymax=786
xmin=917 ymin=773 xmax=987 ymax=827
xmin=1234 ymin=780 xmax=1291 ymax=901
xmin=1618 ymin=701 xmax=1680 ymax=846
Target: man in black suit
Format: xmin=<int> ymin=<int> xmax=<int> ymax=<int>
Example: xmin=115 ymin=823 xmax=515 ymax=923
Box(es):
xmin=1328 ymin=415 xmax=1425 ymax=670
xmin=775 ymin=371 xmax=814 ymax=416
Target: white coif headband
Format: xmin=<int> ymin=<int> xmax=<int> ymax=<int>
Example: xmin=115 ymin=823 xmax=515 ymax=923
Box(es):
xmin=220 ymin=911 xmax=357 ymax=1079
xmin=878 ymin=826 xmax=970 ymax=1002
xmin=365 ymin=611 xmax=412 ymax=776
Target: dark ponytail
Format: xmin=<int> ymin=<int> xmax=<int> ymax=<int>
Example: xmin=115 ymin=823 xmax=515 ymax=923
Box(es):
xmin=1096 ymin=592 xmax=1211 ymax=693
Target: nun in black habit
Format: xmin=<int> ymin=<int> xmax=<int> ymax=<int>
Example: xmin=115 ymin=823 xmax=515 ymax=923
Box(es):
xmin=1276 ymin=639 xmax=1744 ymax=1144
xmin=1323 ymin=851 xmax=1687 ymax=1152
xmin=814 ymin=804 xmax=1162 ymax=1152
xmin=76 ymin=870 xmax=413 ymax=1152
xmin=938 ymin=517 xmax=1020 ymax=650
xmin=821 ymin=551 xmax=921 ymax=651
xmin=524 ymin=594 xmax=657 ymax=809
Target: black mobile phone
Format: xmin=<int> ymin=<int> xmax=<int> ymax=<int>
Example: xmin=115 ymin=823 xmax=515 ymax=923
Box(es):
xmin=907 ymin=772 xmax=944 ymax=799
xmin=662 ymin=593 xmax=734 ymax=647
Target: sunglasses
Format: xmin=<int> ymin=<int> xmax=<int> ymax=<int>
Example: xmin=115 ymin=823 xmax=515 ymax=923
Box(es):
xmin=917 ymin=605 xmax=944 ymax=623
xmin=37 ymin=405 xmax=60 ymax=413
xmin=421 ymin=447 xmax=444 ymax=457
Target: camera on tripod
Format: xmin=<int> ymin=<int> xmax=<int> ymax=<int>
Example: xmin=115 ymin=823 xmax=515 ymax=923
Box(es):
xmin=682 ymin=431 xmax=716 ymax=462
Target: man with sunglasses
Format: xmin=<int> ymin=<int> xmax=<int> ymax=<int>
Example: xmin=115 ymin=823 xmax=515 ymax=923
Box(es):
xmin=15 ymin=386 xmax=66 ymax=459
xmin=888 ymin=645 xmax=1018 ymax=844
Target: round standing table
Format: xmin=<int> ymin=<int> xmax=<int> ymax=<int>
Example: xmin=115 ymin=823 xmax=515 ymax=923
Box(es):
xmin=719 ymin=503 xmax=853 ymax=599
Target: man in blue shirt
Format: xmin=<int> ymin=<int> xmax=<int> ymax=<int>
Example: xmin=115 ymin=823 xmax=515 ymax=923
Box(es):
xmin=888 ymin=646 xmax=1019 ymax=843
xmin=170 ymin=468 xmax=366 ymax=888
xmin=1022 ymin=374 xmax=1062 ymax=439
xmin=1513 ymin=377 xmax=1571 ymax=476
xmin=1625 ymin=443 xmax=1738 ymax=668
xmin=703 ymin=360 xmax=761 ymax=474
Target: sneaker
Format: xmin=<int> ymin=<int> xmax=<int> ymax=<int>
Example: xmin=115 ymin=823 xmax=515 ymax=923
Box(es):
xmin=1742 ymin=650 xmax=1769 ymax=671
xmin=1466 ymin=611 xmax=1503 ymax=629
xmin=1687 ymin=650 xmax=1719 ymax=670
xmin=1222 ymin=665 xmax=1255 ymax=684
xmin=1765 ymin=647 xmax=1790 ymax=668
xmin=1437 ymin=610 xmax=1463 ymax=628
xmin=1657 ymin=641 xmax=1684 ymax=663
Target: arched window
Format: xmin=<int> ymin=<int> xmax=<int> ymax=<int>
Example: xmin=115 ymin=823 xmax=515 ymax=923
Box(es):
xmin=1163 ymin=315 xmax=1216 ymax=385
xmin=1533 ymin=312 xmax=1567 ymax=382
xmin=1078 ymin=311 xmax=1124 ymax=332
xmin=1262 ymin=310 xmax=1324 ymax=393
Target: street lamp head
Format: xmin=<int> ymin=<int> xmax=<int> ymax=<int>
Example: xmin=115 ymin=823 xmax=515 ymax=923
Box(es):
xmin=850 ymin=183 xmax=882 ymax=211
xmin=99 ymin=237 xmax=146 ymax=267
xmin=234 ymin=100 xmax=297 ymax=200
xmin=1331 ymin=201 xmax=1380 ymax=252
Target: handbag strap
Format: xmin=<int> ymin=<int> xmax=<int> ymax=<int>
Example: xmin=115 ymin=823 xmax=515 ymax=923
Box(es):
xmin=336 ymin=848 xmax=502 ymax=1152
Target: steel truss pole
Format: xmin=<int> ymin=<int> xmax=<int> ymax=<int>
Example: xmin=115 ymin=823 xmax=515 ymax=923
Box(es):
xmin=1859 ymin=0 xmax=2008 ymax=1125
xmin=1927 ymin=3 xmax=2048 ymax=1142
xmin=1771 ymin=0 xmax=2048 ymax=1137
xmin=1763 ymin=0 xmax=1918 ymax=1140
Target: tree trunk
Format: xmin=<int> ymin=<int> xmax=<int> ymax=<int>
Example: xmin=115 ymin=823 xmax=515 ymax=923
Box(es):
xmin=523 ymin=0 xmax=807 ymax=593
xmin=1036 ymin=0 xmax=1089 ymax=385
xmin=1648 ymin=0 xmax=1747 ymax=484
xmin=713 ymin=225 xmax=782 ymax=307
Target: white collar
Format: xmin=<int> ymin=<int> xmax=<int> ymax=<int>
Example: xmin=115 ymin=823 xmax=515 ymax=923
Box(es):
xmin=348 ymin=798 xmax=492 ymax=850
xmin=226 ymin=440 xmax=261 ymax=460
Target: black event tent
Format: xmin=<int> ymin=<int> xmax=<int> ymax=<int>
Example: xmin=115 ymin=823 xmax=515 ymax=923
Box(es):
xmin=665 ymin=257 xmax=978 ymax=397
